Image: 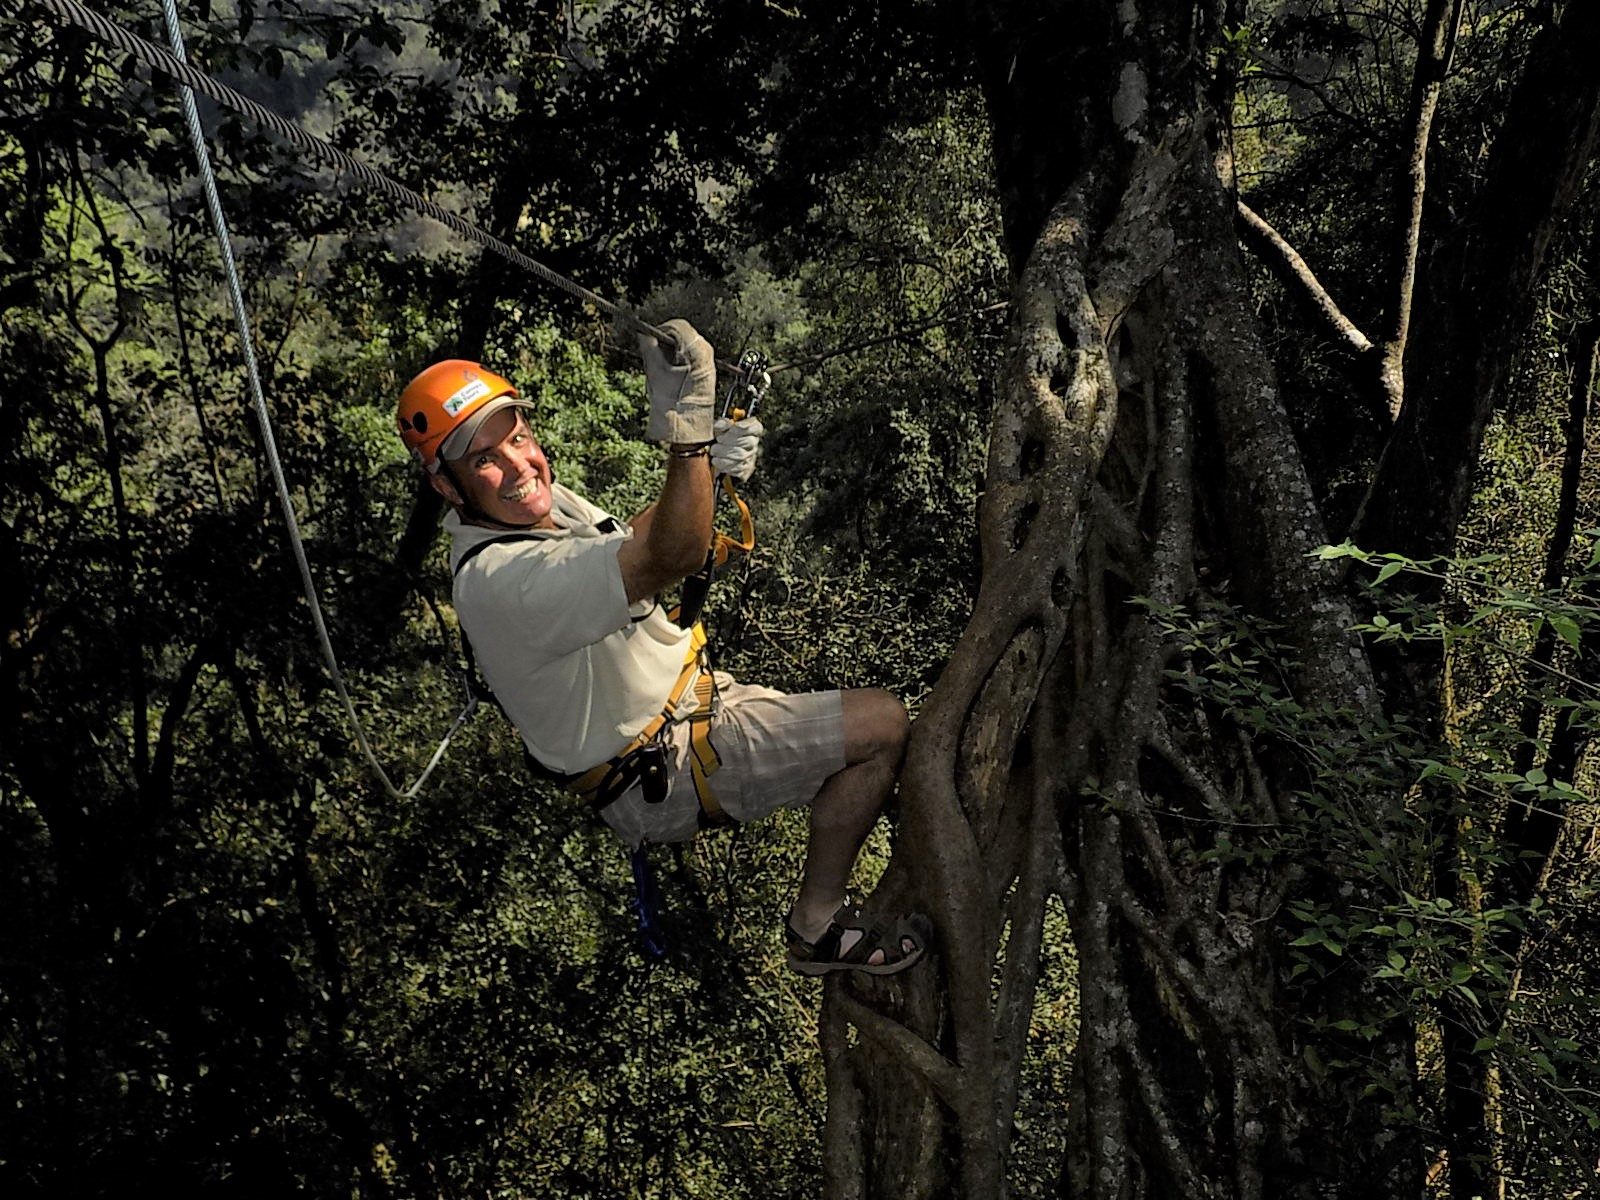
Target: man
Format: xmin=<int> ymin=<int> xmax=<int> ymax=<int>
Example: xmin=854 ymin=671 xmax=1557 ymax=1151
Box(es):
xmin=395 ymin=320 xmax=928 ymax=975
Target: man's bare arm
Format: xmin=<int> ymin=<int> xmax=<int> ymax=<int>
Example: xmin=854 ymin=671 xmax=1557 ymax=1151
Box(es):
xmin=621 ymin=319 xmax=717 ymax=605
xmin=617 ymin=452 xmax=712 ymax=604
xmin=627 ymin=503 xmax=657 ymax=541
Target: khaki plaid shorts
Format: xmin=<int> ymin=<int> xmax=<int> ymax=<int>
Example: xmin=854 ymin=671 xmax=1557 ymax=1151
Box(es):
xmin=597 ymin=672 xmax=846 ymax=847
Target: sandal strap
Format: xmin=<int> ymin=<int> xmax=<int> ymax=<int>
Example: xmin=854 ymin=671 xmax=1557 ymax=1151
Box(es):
xmin=788 ymin=900 xmax=923 ymax=968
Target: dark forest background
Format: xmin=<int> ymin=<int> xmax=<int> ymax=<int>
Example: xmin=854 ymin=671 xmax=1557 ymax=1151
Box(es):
xmin=2 ymin=2 xmax=1598 ymax=1197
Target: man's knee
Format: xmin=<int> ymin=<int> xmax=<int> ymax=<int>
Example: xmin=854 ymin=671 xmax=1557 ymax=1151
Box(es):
xmin=840 ymin=688 xmax=909 ymax=767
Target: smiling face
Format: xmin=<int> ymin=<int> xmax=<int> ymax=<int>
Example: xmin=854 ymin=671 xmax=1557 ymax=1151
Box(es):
xmin=431 ymin=408 xmax=556 ymax=529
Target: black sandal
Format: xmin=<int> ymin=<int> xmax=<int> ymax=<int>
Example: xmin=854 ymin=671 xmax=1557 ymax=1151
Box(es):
xmin=786 ymin=899 xmax=931 ymax=977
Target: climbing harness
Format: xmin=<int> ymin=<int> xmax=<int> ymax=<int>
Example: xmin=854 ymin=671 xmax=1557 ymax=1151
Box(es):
xmin=451 ymin=532 xmax=731 ymax=830
xmin=564 ymin=624 xmax=728 ymax=828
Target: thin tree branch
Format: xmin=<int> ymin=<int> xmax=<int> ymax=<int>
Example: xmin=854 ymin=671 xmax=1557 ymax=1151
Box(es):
xmin=164 ymin=182 xmax=230 ymax=507
xmin=65 ymin=155 xmax=146 ymax=789
xmin=1381 ymin=0 xmax=1466 ymax=421
xmin=149 ymin=633 xmax=222 ymax=818
xmin=1247 ymin=55 xmax=1367 ymax=131
xmin=263 ymin=236 xmax=319 ymax=375
xmin=771 ymin=301 xmax=1011 ymax=374
xmin=1149 ymin=715 xmax=1239 ymax=824
xmin=994 ymin=681 xmax=1067 ymax=1128
xmin=1235 ymin=199 xmax=1375 ymax=359
xmin=1117 ymin=1032 xmax=1209 ymax=1197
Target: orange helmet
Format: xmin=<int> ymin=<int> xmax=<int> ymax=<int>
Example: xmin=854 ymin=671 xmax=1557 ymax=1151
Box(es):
xmin=396 ymin=359 xmax=522 ymax=472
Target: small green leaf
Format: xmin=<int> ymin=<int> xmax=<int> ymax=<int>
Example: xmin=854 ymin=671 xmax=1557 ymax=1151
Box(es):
xmin=1303 ymin=1044 xmax=1325 ymax=1076
xmin=1314 ymin=542 xmax=1361 ymax=561
xmin=1549 ymin=613 xmax=1581 ymax=651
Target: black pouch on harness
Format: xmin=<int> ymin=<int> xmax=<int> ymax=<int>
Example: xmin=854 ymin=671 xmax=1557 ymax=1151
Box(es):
xmin=591 ymin=740 xmax=672 ymax=810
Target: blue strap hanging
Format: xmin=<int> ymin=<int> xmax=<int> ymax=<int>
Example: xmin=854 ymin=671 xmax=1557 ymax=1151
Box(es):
xmin=629 ymin=845 xmax=669 ymax=960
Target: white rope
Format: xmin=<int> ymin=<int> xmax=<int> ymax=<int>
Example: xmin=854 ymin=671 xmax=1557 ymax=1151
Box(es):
xmin=157 ymin=0 xmax=466 ymax=801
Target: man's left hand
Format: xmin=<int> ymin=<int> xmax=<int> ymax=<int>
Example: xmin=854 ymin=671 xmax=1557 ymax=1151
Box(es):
xmin=709 ymin=416 xmax=764 ymax=482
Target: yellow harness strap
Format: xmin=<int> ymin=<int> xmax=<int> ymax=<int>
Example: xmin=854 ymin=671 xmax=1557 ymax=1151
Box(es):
xmin=710 ymin=476 xmax=756 ymax=568
xmin=564 ymin=622 xmax=730 ymax=827
xmin=684 ymin=671 xmax=727 ymax=825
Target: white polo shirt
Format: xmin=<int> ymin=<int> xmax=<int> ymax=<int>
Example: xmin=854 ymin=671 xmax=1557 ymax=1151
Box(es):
xmin=446 ymin=484 xmax=696 ymax=774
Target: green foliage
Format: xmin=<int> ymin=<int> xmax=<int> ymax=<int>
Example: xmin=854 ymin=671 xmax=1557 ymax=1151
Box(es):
xmin=0 ymin=3 xmax=998 ymax=1196
xmin=1142 ymin=540 xmax=1600 ymax=1195
xmin=5 ymin=0 xmax=1594 ymax=1196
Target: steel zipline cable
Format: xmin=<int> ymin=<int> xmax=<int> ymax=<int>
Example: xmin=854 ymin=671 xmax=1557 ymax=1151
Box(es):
xmin=147 ymin=0 xmax=462 ymax=800
xmin=21 ymin=0 xmax=1004 ymax=378
xmin=22 ymin=0 xmax=681 ymax=349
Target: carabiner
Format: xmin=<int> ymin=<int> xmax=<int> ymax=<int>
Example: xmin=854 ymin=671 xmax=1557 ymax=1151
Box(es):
xmin=721 ymin=349 xmax=772 ymax=423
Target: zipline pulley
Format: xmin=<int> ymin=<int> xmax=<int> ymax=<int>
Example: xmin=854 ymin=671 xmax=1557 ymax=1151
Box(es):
xmin=722 ymin=348 xmax=772 ymax=422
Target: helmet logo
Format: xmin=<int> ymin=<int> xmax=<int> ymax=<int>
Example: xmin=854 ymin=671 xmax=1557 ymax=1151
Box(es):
xmin=442 ymin=378 xmax=491 ymax=416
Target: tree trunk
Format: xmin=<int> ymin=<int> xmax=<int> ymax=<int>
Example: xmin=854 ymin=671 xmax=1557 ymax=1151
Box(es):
xmin=819 ymin=4 xmax=1414 ymax=1196
xmin=821 ymin=2 xmax=1600 ymax=1197
xmin=1350 ymin=11 xmax=1600 ymax=1198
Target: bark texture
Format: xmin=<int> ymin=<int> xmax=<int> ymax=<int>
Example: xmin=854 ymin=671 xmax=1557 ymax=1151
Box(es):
xmin=819 ymin=2 xmax=1402 ymax=1196
xmin=817 ymin=2 xmax=1600 ymax=1197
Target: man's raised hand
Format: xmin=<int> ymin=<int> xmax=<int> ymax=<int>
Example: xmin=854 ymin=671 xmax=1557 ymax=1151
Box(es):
xmin=640 ymin=319 xmax=715 ymax=446
xmin=709 ymin=416 xmax=763 ymax=482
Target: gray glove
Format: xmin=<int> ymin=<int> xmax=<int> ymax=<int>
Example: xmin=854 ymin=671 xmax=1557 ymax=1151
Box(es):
xmin=709 ymin=416 xmax=764 ymax=482
xmin=640 ymin=319 xmax=716 ymax=445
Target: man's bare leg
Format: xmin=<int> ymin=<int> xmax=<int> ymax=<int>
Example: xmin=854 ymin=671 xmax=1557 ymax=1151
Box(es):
xmin=788 ymin=688 xmax=911 ymax=960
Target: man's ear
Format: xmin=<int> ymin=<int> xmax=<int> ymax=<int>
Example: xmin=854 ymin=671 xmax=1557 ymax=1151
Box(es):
xmin=427 ymin=470 xmax=462 ymax=507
